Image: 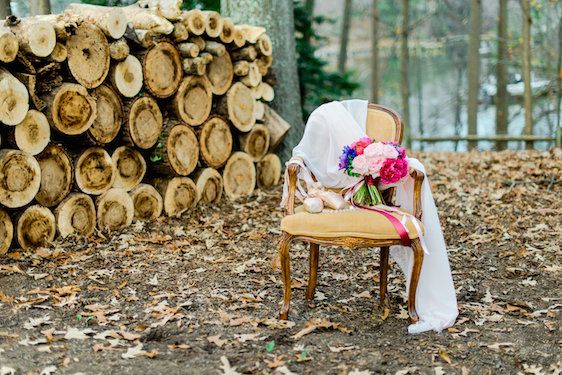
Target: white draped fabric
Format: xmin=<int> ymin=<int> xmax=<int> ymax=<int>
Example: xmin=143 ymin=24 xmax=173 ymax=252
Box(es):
xmin=283 ymin=100 xmax=458 ymax=333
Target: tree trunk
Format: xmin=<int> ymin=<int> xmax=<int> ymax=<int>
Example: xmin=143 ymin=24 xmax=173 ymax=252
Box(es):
xmin=0 ymin=0 xmax=11 ymax=19
xmin=222 ymin=0 xmax=303 ymax=162
xmin=556 ymin=14 xmax=562 ymax=148
xmin=123 ymin=95 xmax=163 ymax=149
xmin=371 ymin=0 xmax=379 ymax=103
xmin=55 ymin=193 xmax=96 ymax=237
xmin=35 ymin=144 xmax=73 ymax=208
xmin=467 ymin=0 xmax=481 ymax=150
xmin=198 ymin=116 xmax=233 ymax=168
xmin=30 ymin=0 xmax=51 ymax=16
xmin=75 ymin=147 xmax=116 ymax=195
xmin=173 ymin=75 xmax=212 ymax=126
xmin=495 ymin=0 xmax=509 ymax=150
xmin=521 ymin=0 xmax=533 ymax=149
xmin=0 ymin=149 xmax=41 ymax=208
xmin=0 ymin=208 xmax=13 ymax=255
xmin=15 ymin=205 xmax=56 ymax=250
xmin=153 ymin=177 xmax=197 ymax=217
xmin=150 ymin=121 xmax=199 ymax=176
xmin=96 ymin=188 xmax=134 ymax=231
xmin=256 ymin=153 xmax=281 ymax=189
xmin=338 ymin=0 xmax=353 ymax=74
xmin=222 ymin=151 xmax=256 ymax=201
xmin=129 ymin=184 xmax=163 ymax=221
xmin=112 ymin=146 xmax=146 ymax=192
xmin=400 ymin=0 xmax=411 ymax=148
xmin=195 ymin=168 xmax=223 ymax=204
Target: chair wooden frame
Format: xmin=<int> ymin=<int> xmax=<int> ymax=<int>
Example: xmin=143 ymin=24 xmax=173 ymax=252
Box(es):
xmin=278 ymin=103 xmax=425 ymax=323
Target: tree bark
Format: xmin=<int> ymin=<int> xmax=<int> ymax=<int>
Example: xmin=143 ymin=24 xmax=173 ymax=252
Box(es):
xmin=338 ymin=0 xmax=353 ymax=74
xmin=0 ymin=0 xmax=11 ymax=19
xmin=467 ymin=0 xmax=481 ymax=150
xmin=30 ymin=0 xmax=51 ymax=16
xmin=222 ymin=0 xmax=303 ymax=162
xmin=371 ymin=0 xmax=379 ymax=103
xmin=520 ymin=0 xmax=533 ymax=149
xmin=495 ymin=0 xmax=509 ymax=150
xmin=400 ymin=0 xmax=411 ymax=148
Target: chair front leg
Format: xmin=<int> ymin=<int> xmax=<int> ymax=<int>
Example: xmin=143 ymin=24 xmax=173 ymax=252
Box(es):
xmin=408 ymin=238 xmax=424 ymax=323
xmin=379 ymin=246 xmax=390 ymax=306
xmin=278 ymin=232 xmax=294 ymax=320
xmin=306 ymin=243 xmax=319 ymax=300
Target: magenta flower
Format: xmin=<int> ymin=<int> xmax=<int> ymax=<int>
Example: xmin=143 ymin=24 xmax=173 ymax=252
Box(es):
xmin=379 ymin=158 xmax=409 ymax=184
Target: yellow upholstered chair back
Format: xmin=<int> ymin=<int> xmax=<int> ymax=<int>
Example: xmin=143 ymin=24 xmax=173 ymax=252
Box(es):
xmin=366 ymin=103 xmax=404 ymax=143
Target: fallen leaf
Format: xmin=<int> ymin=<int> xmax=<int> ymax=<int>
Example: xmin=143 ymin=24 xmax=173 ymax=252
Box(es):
xmin=353 ymin=291 xmax=372 ymax=299
xmin=219 ymin=356 xmax=241 ymax=375
xmin=438 ymin=350 xmax=452 ymax=364
xmin=207 ymin=334 xmax=227 ymax=347
xmin=291 ymin=319 xmax=350 ymax=340
xmin=121 ymin=343 xmax=158 ymax=359
xmin=329 ymin=345 xmax=356 ymax=353
xmin=64 ymin=327 xmax=95 ymax=340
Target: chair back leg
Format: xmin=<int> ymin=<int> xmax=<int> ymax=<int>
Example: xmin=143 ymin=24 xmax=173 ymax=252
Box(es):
xmin=379 ymin=246 xmax=390 ymax=306
xmin=306 ymin=243 xmax=319 ymax=300
xmin=278 ymin=232 xmax=293 ymax=320
xmin=408 ymin=238 xmax=424 ymax=323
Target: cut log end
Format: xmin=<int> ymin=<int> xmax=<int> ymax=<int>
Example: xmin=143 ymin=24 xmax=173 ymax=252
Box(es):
xmin=143 ymin=41 xmax=183 ymax=98
xmin=112 ymin=146 xmax=146 ymax=191
xmin=0 ymin=149 xmax=41 ymax=208
xmin=129 ymin=183 xmax=163 ymax=221
xmin=67 ymin=22 xmax=110 ymax=89
xmin=35 ymin=144 xmax=73 ymax=207
xmin=167 ymin=123 xmax=199 ymax=175
xmin=263 ymin=105 xmax=291 ymax=151
xmin=0 ymin=68 xmax=30 ymax=126
xmin=55 ymin=193 xmax=96 ymax=237
xmin=0 ymin=208 xmax=13 ymax=255
xmin=218 ymin=82 xmax=256 ymax=132
xmin=46 ymin=83 xmax=97 ymax=135
xmin=195 ymin=168 xmax=222 ymax=204
xmin=125 ymin=95 xmax=163 ymax=149
xmin=0 ymin=29 xmax=19 ymax=62
xmin=257 ymin=33 xmax=272 ymax=57
xmin=183 ymin=9 xmax=205 ymax=36
xmin=75 ymin=147 xmax=116 ymax=195
xmin=154 ymin=177 xmax=197 ymax=217
xmin=96 ymin=188 xmax=134 ymax=231
xmin=257 ymin=153 xmax=281 ymax=189
xmin=88 ymin=85 xmax=123 ymax=144
xmin=173 ymin=76 xmax=212 ymax=126
xmin=220 ymin=17 xmax=235 ymax=44
xmin=49 ymin=42 xmax=67 ymax=62
xmin=109 ymin=38 xmax=130 ymax=61
xmin=203 ymin=11 xmax=223 ymax=38
xmin=207 ymin=52 xmax=233 ymax=96
xmin=223 ymin=152 xmax=256 ymax=200
xmin=199 ymin=116 xmax=233 ymax=168
xmin=15 ymin=110 xmax=50 ymax=156
xmin=65 ymin=3 xmax=127 ymax=39
xmin=240 ymin=124 xmax=270 ymax=162
xmin=112 ymin=55 xmax=143 ymax=98
xmin=16 ymin=205 xmax=56 ymax=250
xmin=18 ymin=20 xmax=56 ymax=57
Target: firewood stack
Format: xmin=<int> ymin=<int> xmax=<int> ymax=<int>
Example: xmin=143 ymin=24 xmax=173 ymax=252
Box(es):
xmin=0 ymin=0 xmax=290 ymax=253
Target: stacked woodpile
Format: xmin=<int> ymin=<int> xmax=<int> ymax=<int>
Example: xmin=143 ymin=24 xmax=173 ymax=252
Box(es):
xmin=0 ymin=1 xmax=290 ymax=253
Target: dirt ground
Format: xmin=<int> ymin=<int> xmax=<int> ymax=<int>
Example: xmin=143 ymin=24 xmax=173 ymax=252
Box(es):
xmin=0 ymin=150 xmax=560 ymax=375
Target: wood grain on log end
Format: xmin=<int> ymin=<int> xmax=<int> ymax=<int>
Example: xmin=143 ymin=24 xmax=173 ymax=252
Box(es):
xmin=239 ymin=124 xmax=270 ymax=162
xmin=96 ymin=188 xmax=134 ymax=231
xmin=16 ymin=205 xmax=56 ymax=250
xmin=199 ymin=116 xmax=233 ymax=168
xmin=112 ymin=146 xmax=146 ymax=191
xmin=124 ymin=95 xmax=163 ymax=149
xmin=195 ymin=168 xmax=222 ymax=204
xmin=222 ymin=151 xmax=256 ymax=201
xmin=142 ymin=41 xmax=183 ymax=98
xmin=67 ymin=22 xmax=110 ymax=89
xmin=173 ymin=75 xmax=212 ymax=126
xmin=14 ymin=110 xmax=50 ymax=156
xmin=75 ymin=147 xmax=116 ymax=195
xmin=35 ymin=144 xmax=73 ymax=207
xmin=0 ymin=208 xmax=13 ymax=255
xmin=154 ymin=177 xmax=197 ymax=218
xmin=257 ymin=153 xmax=281 ymax=189
xmin=207 ymin=52 xmax=233 ymax=95
xmin=46 ymin=83 xmax=97 ymax=135
xmin=112 ymin=55 xmax=143 ymax=98
xmin=55 ymin=193 xmax=96 ymax=237
xmin=0 ymin=149 xmax=41 ymax=208
xmin=88 ymin=85 xmax=123 ymax=144
xmin=129 ymin=183 xmax=163 ymax=221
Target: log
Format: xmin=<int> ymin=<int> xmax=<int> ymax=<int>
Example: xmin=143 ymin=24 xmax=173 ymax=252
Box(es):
xmin=182 ymin=57 xmax=207 ymax=76
xmin=204 ymin=41 xmax=226 ymax=57
xmin=35 ymin=144 xmax=73 ymax=207
xmin=0 ymin=26 xmax=19 ymax=63
xmin=96 ymin=188 xmax=134 ymax=231
xmin=239 ymin=124 xmax=270 ymax=161
xmin=67 ymin=22 xmax=110 ymax=89
xmin=75 ymin=147 xmax=116 ymax=195
xmin=256 ymin=153 xmax=281 ymax=189
xmin=137 ymin=0 xmax=182 ymax=20
xmin=232 ymin=26 xmax=245 ymax=48
xmin=44 ymin=83 xmax=96 ymax=135
xmin=222 ymin=152 xmax=256 ymax=201
xmin=177 ymin=42 xmax=199 ymax=58
xmin=7 ymin=110 xmax=50 ymax=156
xmin=0 ymin=149 xmax=41 ymax=208
xmin=195 ymin=168 xmax=222 ymax=204
xmin=260 ymin=82 xmax=274 ymax=102
xmin=190 ymin=36 xmax=205 ymax=51
xmin=49 ymin=42 xmax=67 ymax=62
xmin=182 ymin=9 xmax=205 ymax=36
xmin=129 ymin=183 xmax=163 ymax=221
xmin=32 ymin=14 xmax=74 ymax=42
xmin=123 ymin=4 xmax=174 ymax=34
xmin=233 ymin=61 xmax=250 ymax=76
xmin=15 ymin=205 xmax=56 ymax=250
xmin=240 ymin=61 xmax=262 ymax=88
xmin=64 ymin=3 xmax=127 ymax=39
xmin=0 ymin=208 xmax=13 ymax=254
xmin=256 ymin=54 xmax=272 ymax=76
xmin=112 ymin=146 xmax=146 ymax=191
xmin=154 ymin=177 xmax=197 ymax=217
xmin=109 ymin=38 xmax=130 ymax=61
xmin=132 ymin=29 xmax=158 ymax=48
xmin=202 ymin=11 xmax=223 ymax=38
xmin=150 ymin=121 xmax=198 ymax=176
xmin=216 ymin=82 xmax=255 ymax=132
xmin=172 ymin=22 xmax=189 ymax=42
xmin=9 ymin=18 xmax=56 ymax=57
xmin=236 ymin=25 xmax=266 ymax=44
xmin=111 ymin=55 xmax=143 ymax=98
xmin=12 ymin=72 xmax=43 ymax=112
xmin=256 ymin=33 xmax=272 ymax=57
xmin=231 ymin=45 xmax=257 ymax=61
xmin=220 ymin=17 xmax=235 ymax=44
xmin=0 ymin=68 xmax=29 ymax=126
xmin=207 ymin=52 xmax=233 ymax=95
xmin=263 ymin=105 xmax=290 ymax=151
xmin=254 ymin=100 xmax=265 ymax=121
xmin=123 ymin=95 xmax=163 ymax=149
xmin=141 ymin=41 xmax=183 ymax=98
xmin=173 ymin=75 xmax=212 ymax=126
xmin=199 ymin=116 xmax=233 ymax=168
xmin=87 ymin=84 xmax=123 ymax=145
xmin=55 ymin=193 xmax=96 ymax=237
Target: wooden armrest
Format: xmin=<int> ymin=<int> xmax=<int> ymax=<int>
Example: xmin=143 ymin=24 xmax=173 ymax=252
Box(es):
xmin=409 ymin=168 xmax=424 ymax=220
xmin=285 ymin=163 xmax=300 ymax=215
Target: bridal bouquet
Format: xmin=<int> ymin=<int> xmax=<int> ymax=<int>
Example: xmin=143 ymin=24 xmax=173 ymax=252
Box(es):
xmin=338 ymin=137 xmax=409 ymax=206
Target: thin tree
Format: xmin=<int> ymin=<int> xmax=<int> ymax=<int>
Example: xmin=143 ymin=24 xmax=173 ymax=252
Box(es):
xmin=467 ymin=0 xmax=481 ymax=150
xmin=555 ymin=12 xmax=562 ymax=148
xmin=0 ymin=0 xmax=10 ymax=18
xmin=371 ymin=0 xmax=379 ymax=103
xmin=338 ymin=0 xmax=353 ymax=74
xmin=496 ymin=0 xmax=509 ymax=150
xmin=222 ymin=0 xmax=303 ymax=161
xmin=520 ymin=0 xmax=533 ymax=149
xmin=400 ymin=0 xmax=411 ymax=148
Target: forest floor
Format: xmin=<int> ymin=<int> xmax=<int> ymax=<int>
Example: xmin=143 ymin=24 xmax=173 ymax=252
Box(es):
xmin=0 ymin=150 xmax=561 ymax=375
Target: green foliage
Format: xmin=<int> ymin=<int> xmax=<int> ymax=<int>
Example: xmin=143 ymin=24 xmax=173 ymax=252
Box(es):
xmin=182 ymin=0 xmax=219 ymax=11
xmin=265 ymin=340 xmax=275 ymax=352
xmin=294 ymin=0 xmax=359 ymax=120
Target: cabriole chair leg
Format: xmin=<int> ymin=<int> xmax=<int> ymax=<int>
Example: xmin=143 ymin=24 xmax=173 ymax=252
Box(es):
xmin=278 ymin=232 xmax=293 ymax=320
xmin=379 ymin=246 xmax=390 ymax=306
xmin=306 ymin=243 xmax=319 ymax=300
xmin=408 ymin=238 xmax=424 ymax=323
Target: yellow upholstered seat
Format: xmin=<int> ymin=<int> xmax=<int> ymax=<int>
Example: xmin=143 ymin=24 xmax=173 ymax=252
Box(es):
xmin=281 ymin=206 xmax=424 ymax=240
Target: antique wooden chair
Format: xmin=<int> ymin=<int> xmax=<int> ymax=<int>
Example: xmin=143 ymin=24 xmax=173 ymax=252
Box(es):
xmin=278 ymin=103 xmax=425 ymax=323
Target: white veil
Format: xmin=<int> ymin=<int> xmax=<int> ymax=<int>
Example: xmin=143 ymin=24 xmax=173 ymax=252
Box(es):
xmin=286 ymin=100 xmax=458 ymax=333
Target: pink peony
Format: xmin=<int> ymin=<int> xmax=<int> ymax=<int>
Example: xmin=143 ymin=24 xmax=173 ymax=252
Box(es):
xmin=352 ymin=154 xmax=369 ymax=175
xmin=353 ymin=137 xmax=372 ymax=155
xmin=364 ymin=142 xmax=399 ymax=159
xmin=367 ymin=157 xmax=384 ymax=175
xmin=379 ymin=158 xmax=409 ymax=184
